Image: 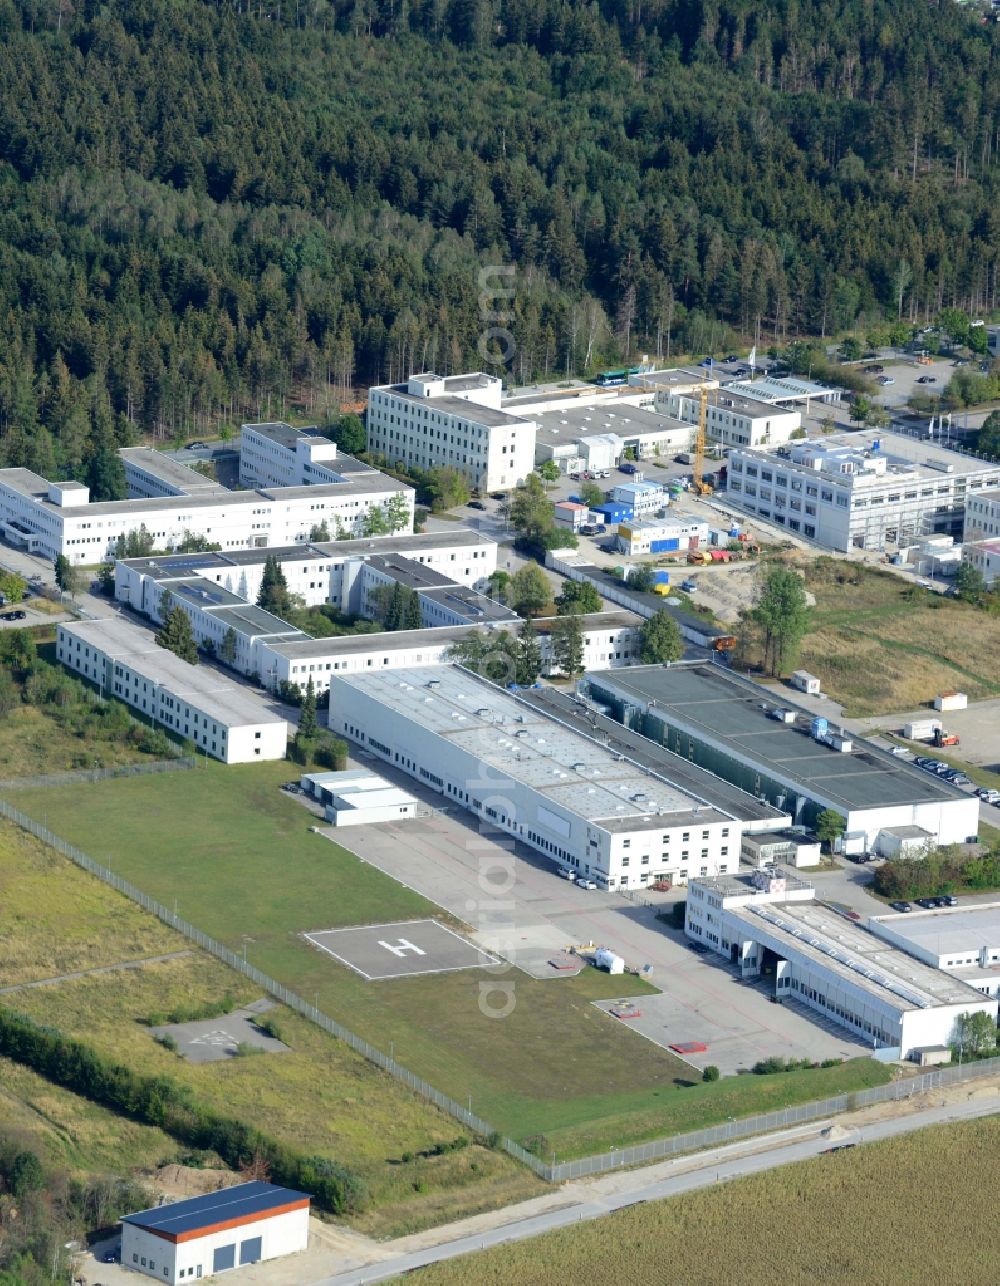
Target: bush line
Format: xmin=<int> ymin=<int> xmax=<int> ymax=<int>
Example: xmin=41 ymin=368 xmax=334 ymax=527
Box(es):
xmin=0 ymin=1007 xmax=367 ymax=1214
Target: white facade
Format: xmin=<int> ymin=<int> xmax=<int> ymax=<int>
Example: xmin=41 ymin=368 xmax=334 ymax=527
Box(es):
xmin=727 ymin=431 xmax=1000 ymax=551
xmin=367 ymin=373 xmax=537 ymax=493
xmin=962 ymin=487 xmax=1000 ymax=539
xmin=121 ymin=1184 xmax=309 ymax=1283
xmin=616 ymin=518 xmax=708 ymax=557
xmin=115 ymin=530 xmax=498 ymax=613
xmin=961 ymin=537 xmax=1000 ymax=588
xmin=609 ymin=481 xmax=665 ymax=516
xmin=664 ymin=390 xmax=802 ymax=449
xmin=239 ymin=422 xmax=343 ymax=489
xmin=587 ymin=664 xmax=981 ymax=853
xmin=327 ymin=666 xmax=743 ymax=889
xmin=0 ymin=457 xmax=414 ymax=565
xmin=870 ymin=906 xmax=1000 ymax=999
xmin=686 ymin=873 xmax=997 ymax=1058
xmin=300 ymin=769 xmax=418 ymax=827
xmin=120 ymin=448 xmax=228 ymax=499
xmin=264 ymin=611 xmax=643 ymax=695
xmin=57 ymin=619 xmax=288 ymax=763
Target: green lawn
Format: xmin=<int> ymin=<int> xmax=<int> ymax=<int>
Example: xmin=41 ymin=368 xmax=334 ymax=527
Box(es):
xmin=5 ymin=762 xmax=890 ymax=1159
xmin=0 ymin=813 xmax=541 ymax=1235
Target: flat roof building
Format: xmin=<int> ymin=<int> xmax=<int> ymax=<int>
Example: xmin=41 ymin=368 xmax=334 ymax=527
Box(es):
xmin=661 ymin=388 xmax=802 ymax=449
xmin=0 ymin=448 xmax=414 ymax=564
xmin=584 ymin=663 xmax=980 ymax=852
xmin=327 ymin=665 xmax=748 ymax=889
xmin=719 ymin=375 xmax=840 ymax=408
xmin=367 ymin=373 xmax=536 ymax=493
xmin=300 ymin=768 xmax=419 ymax=827
xmin=533 ymin=403 xmax=693 ymax=473
xmin=121 ymin=1181 xmax=310 ymax=1282
xmin=870 ymin=904 xmax=1000 ymax=999
xmin=686 ymin=871 xmax=997 ymax=1059
xmin=239 ymin=422 xmax=379 ymax=492
xmin=115 ymin=529 xmax=499 ymax=613
xmin=261 ymin=611 xmax=644 ymax=694
xmin=57 ymin=619 xmax=288 ymax=764
xmin=727 ymin=430 xmax=1000 ymax=551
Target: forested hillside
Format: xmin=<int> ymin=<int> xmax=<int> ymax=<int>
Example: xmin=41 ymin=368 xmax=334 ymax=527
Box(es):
xmin=0 ymin=0 xmax=998 ymax=479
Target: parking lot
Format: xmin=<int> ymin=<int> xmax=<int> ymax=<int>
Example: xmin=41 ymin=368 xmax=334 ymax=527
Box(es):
xmin=321 ymin=757 xmax=881 ymax=1075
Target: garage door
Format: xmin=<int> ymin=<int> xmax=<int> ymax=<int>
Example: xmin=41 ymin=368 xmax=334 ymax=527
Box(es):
xmin=212 ymin=1243 xmax=235 ymax=1273
xmin=239 ymin=1237 xmax=262 ymax=1265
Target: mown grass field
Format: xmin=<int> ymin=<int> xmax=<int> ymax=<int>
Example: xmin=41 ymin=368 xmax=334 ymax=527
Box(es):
xmin=0 ymin=820 xmax=542 ymax=1235
xmin=6 ymin=764 xmax=889 ymax=1160
xmin=795 ymin=559 xmax=1000 ymax=716
xmin=411 ymin=1115 xmax=1000 ymax=1286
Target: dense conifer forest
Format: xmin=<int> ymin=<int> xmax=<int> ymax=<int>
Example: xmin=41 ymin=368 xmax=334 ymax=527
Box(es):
xmin=0 ymin=0 xmax=998 ymax=474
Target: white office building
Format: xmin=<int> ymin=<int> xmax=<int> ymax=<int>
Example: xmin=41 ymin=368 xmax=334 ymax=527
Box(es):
xmin=870 ymin=905 xmax=1000 ymax=1000
xmin=57 ymin=619 xmax=288 ymax=763
xmin=119 ymin=448 xmax=229 ymax=499
xmin=0 ymin=457 xmax=413 ymax=565
xmin=663 ymin=389 xmax=801 ymax=449
xmin=345 ymin=554 xmax=518 ymax=629
xmin=263 ymin=611 xmax=644 ymax=695
xmin=686 ymin=870 xmax=998 ymax=1058
xmin=328 ymin=666 xmax=744 ymax=888
xmin=115 ymin=529 xmax=499 ymax=612
xmin=726 ymin=430 xmax=1000 ymax=551
xmin=961 ymin=537 xmax=1000 ymax=588
xmin=238 ymin=422 xmax=383 ymax=492
xmin=963 ymin=486 xmax=1000 ymax=541
xmin=367 ymin=373 xmax=536 ymax=493
xmin=120 ymin=1182 xmax=309 ymax=1283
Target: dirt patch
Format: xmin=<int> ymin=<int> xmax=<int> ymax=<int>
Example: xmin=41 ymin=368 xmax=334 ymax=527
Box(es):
xmin=149 ymin=1163 xmax=240 ymax=1200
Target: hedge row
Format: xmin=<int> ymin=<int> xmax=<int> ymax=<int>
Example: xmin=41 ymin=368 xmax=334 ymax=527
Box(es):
xmin=0 ymin=1007 xmax=366 ymax=1214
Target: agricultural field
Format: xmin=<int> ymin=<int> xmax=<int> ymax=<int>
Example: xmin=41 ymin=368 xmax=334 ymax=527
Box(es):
xmin=796 ymin=559 xmax=1000 ymax=716
xmin=6 ymin=763 xmax=888 ymax=1161
xmin=0 ymin=819 xmax=542 ymax=1236
xmin=413 ymin=1115 xmax=1000 ymax=1286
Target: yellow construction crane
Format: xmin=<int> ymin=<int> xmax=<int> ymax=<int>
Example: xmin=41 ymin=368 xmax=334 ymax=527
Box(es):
xmin=692 ymin=376 xmax=713 ymax=496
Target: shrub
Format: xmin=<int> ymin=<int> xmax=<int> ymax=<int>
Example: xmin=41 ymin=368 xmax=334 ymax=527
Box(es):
xmin=702 ymin=1065 xmax=720 ymax=1082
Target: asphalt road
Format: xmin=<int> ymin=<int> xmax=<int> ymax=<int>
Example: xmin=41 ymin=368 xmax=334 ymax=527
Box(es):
xmin=311 ymin=1094 xmax=1000 ymax=1285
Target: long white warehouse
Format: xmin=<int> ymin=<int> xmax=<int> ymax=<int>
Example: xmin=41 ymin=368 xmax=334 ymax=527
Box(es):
xmin=57 ymin=618 xmax=288 ymax=763
xmin=326 ymin=665 xmax=745 ymax=890
xmin=686 ymin=870 xmax=997 ymax=1059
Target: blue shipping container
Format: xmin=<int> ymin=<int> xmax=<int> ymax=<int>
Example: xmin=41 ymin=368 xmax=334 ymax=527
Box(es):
xmin=650 ymin=537 xmax=680 ymax=553
xmin=653 ymin=570 xmax=670 ymax=584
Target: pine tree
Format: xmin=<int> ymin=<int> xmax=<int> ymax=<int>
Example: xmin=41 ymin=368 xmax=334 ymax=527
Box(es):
xmin=516 ymin=618 xmax=542 ymax=685
xmin=297 ymin=677 xmax=318 ymax=741
xmin=257 ymin=556 xmax=292 ymax=617
xmin=550 ymin=614 xmax=584 ymax=677
xmin=403 ymin=586 xmax=422 ymax=630
xmin=156 ymin=604 xmax=199 ymax=665
xmin=220 ymin=626 xmax=238 ymax=665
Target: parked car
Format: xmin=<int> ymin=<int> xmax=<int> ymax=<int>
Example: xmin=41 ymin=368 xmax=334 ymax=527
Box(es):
xmin=915 ymin=897 xmax=938 ymax=909
xmin=559 ymin=868 xmax=577 ymax=881
xmin=681 ymin=579 xmax=697 ymax=592
xmin=878 ymin=376 xmax=895 ymax=385
xmin=864 ymin=364 xmax=884 ymax=374
xmin=950 ymin=774 xmax=972 ymax=787
xmin=724 ymin=354 xmax=740 ymax=363
xmin=976 ymin=788 xmax=1000 ymax=804
xmin=890 ymin=901 xmax=912 ymax=913
xmin=577 ymin=878 xmax=597 ymax=890
xmin=913 ymin=756 xmax=933 ymax=767
xmin=940 ymin=895 xmax=958 ymax=907
xmin=0 ymin=609 xmax=26 ymax=621
xmin=687 ymin=940 xmax=709 ymax=954
xmin=468 ymin=499 xmax=486 ymax=510
xmin=916 ymin=375 xmax=937 ymax=384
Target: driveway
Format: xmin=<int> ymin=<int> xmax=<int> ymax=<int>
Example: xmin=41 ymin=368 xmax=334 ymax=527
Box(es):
xmin=322 ymin=762 xmax=877 ymax=1075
